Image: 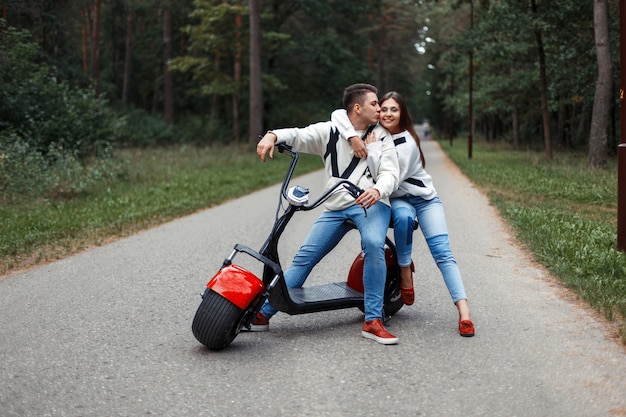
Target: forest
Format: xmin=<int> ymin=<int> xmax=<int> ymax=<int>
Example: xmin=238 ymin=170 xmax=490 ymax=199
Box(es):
xmin=0 ymin=0 xmax=622 ymax=194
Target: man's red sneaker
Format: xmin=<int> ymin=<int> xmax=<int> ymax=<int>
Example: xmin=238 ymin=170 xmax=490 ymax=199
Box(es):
xmin=361 ymin=319 xmax=398 ymax=345
xmin=459 ymin=319 xmax=475 ymax=337
xmin=249 ymin=312 xmax=269 ymax=332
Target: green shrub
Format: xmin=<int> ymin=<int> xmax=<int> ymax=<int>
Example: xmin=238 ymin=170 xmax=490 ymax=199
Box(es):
xmin=0 ymin=133 xmax=49 ymax=201
xmin=0 ymin=20 xmax=124 ymax=161
xmin=0 ymin=131 xmax=127 ymax=204
xmin=118 ymin=109 xmax=236 ymax=147
xmin=117 ymin=108 xmax=175 ymax=147
xmin=176 ymin=115 xmax=234 ymax=145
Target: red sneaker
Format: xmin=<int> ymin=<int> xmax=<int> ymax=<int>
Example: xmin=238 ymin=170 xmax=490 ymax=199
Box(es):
xmin=361 ymin=319 xmax=398 ymax=345
xmin=249 ymin=312 xmax=269 ymax=332
xmin=459 ymin=319 xmax=475 ymax=337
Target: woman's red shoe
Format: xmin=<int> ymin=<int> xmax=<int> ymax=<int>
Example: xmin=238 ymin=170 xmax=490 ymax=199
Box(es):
xmin=459 ymin=319 xmax=475 ymax=337
xmin=400 ymin=268 xmax=414 ymax=305
xmin=400 ymin=287 xmax=414 ymax=305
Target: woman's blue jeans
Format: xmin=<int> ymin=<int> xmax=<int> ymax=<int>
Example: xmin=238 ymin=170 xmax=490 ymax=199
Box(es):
xmin=391 ymin=195 xmax=467 ymax=303
xmin=260 ymin=202 xmax=391 ymax=322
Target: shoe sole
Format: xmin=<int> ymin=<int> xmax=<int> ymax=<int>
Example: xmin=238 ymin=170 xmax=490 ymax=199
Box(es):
xmin=249 ymin=324 xmax=269 ymax=332
xmin=361 ymin=331 xmax=398 ymax=345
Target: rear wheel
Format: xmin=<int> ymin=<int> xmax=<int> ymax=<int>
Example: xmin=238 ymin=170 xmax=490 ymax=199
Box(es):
xmin=192 ymin=288 xmax=249 ymax=350
xmin=354 ymin=262 xmax=403 ymax=317
xmin=383 ymin=262 xmax=403 ymax=317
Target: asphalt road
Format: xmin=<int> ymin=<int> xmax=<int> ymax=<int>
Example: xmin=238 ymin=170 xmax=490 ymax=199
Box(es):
xmin=1 ymin=134 xmax=625 ymax=417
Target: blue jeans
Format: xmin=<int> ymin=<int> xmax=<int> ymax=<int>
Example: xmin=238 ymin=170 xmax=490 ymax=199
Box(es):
xmin=391 ymin=196 xmax=467 ymax=303
xmin=260 ymin=202 xmax=391 ymax=322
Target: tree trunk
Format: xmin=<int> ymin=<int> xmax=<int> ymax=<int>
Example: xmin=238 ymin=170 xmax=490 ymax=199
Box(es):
xmin=90 ymin=0 xmax=102 ymax=94
xmin=576 ymin=104 xmax=589 ymax=145
xmin=588 ymin=0 xmax=612 ymax=169
xmin=530 ymin=0 xmax=552 ymax=161
xmin=448 ymin=73 xmax=455 ymax=145
xmin=248 ymin=0 xmax=263 ymax=143
xmin=467 ymin=0 xmax=474 ymax=159
xmin=233 ymin=13 xmax=242 ymax=143
xmin=152 ymin=66 xmax=159 ymax=113
xmin=512 ymin=102 xmax=519 ymax=147
xmin=163 ymin=5 xmax=174 ymax=125
xmin=122 ymin=6 xmax=134 ymax=105
xmin=558 ymin=103 xmax=566 ymax=148
xmin=367 ymin=13 xmax=374 ymax=72
xmin=377 ymin=7 xmax=387 ymax=90
xmin=210 ymin=52 xmax=220 ymax=122
xmin=81 ymin=9 xmax=89 ymax=73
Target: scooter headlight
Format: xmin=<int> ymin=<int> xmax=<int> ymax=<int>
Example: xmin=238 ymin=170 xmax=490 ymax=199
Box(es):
xmin=287 ymin=185 xmax=309 ymax=206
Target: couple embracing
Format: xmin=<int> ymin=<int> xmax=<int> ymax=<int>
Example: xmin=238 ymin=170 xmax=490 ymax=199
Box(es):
xmin=255 ymin=83 xmax=474 ymax=345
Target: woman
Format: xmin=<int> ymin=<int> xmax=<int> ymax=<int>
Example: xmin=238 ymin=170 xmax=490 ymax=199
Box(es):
xmin=331 ymin=91 xmax=475 ymax=337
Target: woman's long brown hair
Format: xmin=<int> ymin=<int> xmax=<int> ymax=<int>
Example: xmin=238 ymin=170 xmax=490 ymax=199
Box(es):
xmin=380 ymin=91 xmax=426 ymax=168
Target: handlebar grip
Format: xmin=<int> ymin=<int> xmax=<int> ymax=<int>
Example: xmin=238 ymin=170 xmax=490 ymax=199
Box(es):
xmin=343 ymin=183 xmax=365 ymax=199
xmin=277 ymin=143 xmax=293 ymax=153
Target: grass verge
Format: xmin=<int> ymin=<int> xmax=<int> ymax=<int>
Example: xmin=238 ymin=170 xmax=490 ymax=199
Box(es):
xmin=0 ymin=144 xmax=322 ymax=277
xmin=438 ymin=138 xmax=626 ymax=344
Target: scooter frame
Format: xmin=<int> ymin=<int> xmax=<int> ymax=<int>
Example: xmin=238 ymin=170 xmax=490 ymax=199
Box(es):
xmin=192 ymin=144 xmax=408 ymax=350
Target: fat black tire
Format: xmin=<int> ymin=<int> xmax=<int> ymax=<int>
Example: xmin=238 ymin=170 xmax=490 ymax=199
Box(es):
xmin=192 ymin=288 xmax=247 ymax=351
xmin=383 ymin=263 xmax=403 ymax=317
xmin=358 ymin=264 xmax=403 ymax=317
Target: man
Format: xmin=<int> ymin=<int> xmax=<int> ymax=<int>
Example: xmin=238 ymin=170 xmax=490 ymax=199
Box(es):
xmin=254 ymin=83 xmax=400 ymax=344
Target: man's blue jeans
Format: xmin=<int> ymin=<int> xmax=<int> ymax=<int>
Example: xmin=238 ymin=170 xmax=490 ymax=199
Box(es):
xmin=260 ymin=202 xmax=391 ymax=322
xmin=391 ymin=195 xmax=467 ymax=303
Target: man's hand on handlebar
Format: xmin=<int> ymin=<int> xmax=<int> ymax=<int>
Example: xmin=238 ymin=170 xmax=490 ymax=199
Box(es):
xmin=257 ymin=132 xmax=277 ymax=162
xmin=356 ymin=188 xmax=381 ymax=209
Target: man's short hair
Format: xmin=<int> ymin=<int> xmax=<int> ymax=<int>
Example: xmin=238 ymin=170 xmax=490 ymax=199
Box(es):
xmin=343 ymin=83 xmax=378 ymax=112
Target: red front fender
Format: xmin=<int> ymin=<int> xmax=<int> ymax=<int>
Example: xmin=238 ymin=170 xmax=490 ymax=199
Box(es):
xmin=207 ymin=265 xmax=265 ymax=310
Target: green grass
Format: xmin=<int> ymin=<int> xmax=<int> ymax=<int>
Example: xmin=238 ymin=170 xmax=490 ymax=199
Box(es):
xmin=0 ymin=144 xmax=322 ymax=275
xmin=439 ymin=138 xmax=626 ymax=343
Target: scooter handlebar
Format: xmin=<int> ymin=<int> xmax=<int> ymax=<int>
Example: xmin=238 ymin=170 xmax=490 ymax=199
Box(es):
xmin=273 ymin=142 xmax=364 ymax=210
xmin=276 ymin=142 xmax=294 ymax=154
xmin=341 ymin=182 xmax=364 ymax=199
xmin=295 ymin=180 xmax=364 ymax=211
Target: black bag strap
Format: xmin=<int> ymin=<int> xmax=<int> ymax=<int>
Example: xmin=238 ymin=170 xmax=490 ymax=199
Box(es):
xmin=325 ymin=124 xmax=376 ymax=179
xmin=406 ymin=177 xmax=426 ymax=188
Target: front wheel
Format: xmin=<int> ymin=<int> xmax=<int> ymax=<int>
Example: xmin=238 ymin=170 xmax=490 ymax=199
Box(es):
xmin=192 ymin=288 xmax=249 ymax=350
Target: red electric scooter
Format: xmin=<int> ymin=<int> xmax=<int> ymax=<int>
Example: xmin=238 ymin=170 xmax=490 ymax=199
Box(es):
xmin=192 ymin=143 xmax=413 ymax=350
